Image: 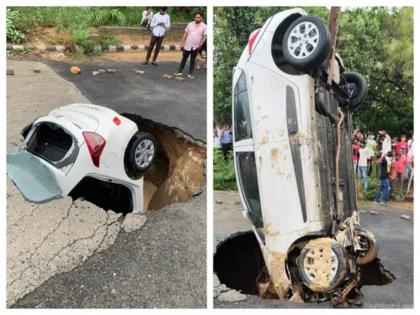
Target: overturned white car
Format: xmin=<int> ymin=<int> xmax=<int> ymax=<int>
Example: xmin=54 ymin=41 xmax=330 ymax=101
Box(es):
xmin=7 ymin=104 xmax=157 ymax=213
xmin=231 ymin=8 xmax=375 ymax=304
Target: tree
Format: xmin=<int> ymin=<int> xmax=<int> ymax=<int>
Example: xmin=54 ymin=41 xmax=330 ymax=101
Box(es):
xmin=214 ymin=7 xmax=413 ymax=137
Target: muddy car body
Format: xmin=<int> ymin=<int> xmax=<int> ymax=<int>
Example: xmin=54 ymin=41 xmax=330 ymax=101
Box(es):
xmin=232 ymin=8 xmax=374 ymax=303
xmin=14 ymin=104 xmax=157 ymax=213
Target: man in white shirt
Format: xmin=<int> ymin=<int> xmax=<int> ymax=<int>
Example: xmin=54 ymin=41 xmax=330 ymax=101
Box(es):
xmin=379 ymin=129 xmax=391 ymax=158
xmin=358 ymin=142 xmax=369 ymax=191
xmin=141 ymin=7 xmax=153 ymax=29
xmin=143 ymin=7 xmax=170 ymax=66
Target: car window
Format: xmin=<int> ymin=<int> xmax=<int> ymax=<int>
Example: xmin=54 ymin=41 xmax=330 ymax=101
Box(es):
xmin=236 ymin=151 xmax=263 ymax=228
xmin=233 ymin=72 xmax=252 ymax=141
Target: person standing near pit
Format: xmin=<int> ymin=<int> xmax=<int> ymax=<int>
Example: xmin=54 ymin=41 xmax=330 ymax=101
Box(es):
xmin=358 ymin=142 xmax=369 ymax=192
xmin=141 ymin=7 xmax=153 ymax=29
xmin=143 ymin=7 xmax=170 ymax=66
xmin=174 ymin=12 xmax=207 ymax=79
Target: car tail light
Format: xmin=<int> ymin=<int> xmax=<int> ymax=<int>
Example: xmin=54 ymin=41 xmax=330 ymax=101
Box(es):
xmin=248 ymin=28 xmax=261 ymax=55
xmin=83 ymin=132 xmax=106 ymax=167
xmin=113 ymin=116 xmax=121 ymax=126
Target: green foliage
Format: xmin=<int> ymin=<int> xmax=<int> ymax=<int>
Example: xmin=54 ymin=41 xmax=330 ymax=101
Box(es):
xmin=213 ymin=149 xmax=237 ymax=190
xmin=99 ymin=32 xmax=120 ymax=47
xmin=72 ymin=29 xmax=98 ymax=56
xmin=214 ymin=7 xmax=413 ymax=136
xmin=357 ymin=176 xmax=378 ymax=200
xmin=6 ymin=9 xmax=26 ymax=43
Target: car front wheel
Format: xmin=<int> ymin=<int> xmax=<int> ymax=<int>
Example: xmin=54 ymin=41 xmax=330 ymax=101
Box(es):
xmin=282 ymin=15 xmax=331 ymax=71
xmin=125 ymin=131 xmax=157 ymax=179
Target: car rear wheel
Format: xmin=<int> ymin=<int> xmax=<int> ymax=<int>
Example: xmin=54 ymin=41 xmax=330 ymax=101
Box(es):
xmin=340 ymin=72 xmax=368 ymax=110
xmin=355 ymin=228 xmax=378 ymax=265
xmin=125 ymin=131 xmax=156 ymax=179
xmin=297 ymin=238 xmax=348 ymax=292
xmin=282 ymin=15 xmax=331 ymax=71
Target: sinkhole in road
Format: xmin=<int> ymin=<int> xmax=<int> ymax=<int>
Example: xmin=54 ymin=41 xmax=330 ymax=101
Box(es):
xmin=70 ymin=114 xmax=206 ymax=214
xmin=214 ymin=231 xmax=396 ymax=302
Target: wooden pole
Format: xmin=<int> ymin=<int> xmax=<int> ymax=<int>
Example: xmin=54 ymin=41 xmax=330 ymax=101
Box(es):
xmin=327 ymin=7 xmax=341 ymax=86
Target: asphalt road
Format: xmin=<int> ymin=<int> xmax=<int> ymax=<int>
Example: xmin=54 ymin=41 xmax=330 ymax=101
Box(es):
xmin=13 ymin=191 xmax=207 ymax=308
xmin=46 ymin=60 xmax=206 ymax=141
xmin=213 ymin=191 xmax=413 ymax=308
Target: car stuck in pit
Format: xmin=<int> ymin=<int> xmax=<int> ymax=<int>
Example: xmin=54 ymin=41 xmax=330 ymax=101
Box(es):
xmin=231 ymin=8 xmax=377 ymax=305
xmin=8 ymin=103 xmax=157 ymax=213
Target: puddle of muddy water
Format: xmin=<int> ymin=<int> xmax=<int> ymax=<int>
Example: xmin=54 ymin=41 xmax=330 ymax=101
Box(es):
xmin=214 ymin=231 xmax=396 ymax=304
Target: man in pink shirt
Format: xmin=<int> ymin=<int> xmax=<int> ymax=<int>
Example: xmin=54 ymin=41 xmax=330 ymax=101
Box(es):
xmin=174 ymin=12 xmax=207 ymax=79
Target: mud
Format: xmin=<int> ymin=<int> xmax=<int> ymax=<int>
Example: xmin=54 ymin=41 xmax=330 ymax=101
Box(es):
xmin=122 ymin=114 xmax=206 ymax=210
xmin=214 ymin=231 xmax=396 ymax=305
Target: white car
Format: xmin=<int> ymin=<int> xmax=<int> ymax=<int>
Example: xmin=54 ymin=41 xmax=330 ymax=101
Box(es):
xmin=8 ymin=103 xmax=156 ymax=214
xmin=232 ymin=8 xmax=373 ymax=303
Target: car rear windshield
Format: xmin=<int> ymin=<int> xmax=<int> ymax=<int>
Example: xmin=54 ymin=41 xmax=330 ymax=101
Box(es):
xmin=27 ymin=123 xmax=74 ymax=164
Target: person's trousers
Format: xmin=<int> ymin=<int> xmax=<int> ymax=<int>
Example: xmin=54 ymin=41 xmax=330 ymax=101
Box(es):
xmin=178 ymin=48 xmax=198 ymax=75
xmin=358 ymin=166 xmax=368 ymax=191
xmin=145 ymin=35 xmax=164 ymax=62
xmin=374 ymin=178 xmax=390 ymax=203
xmin=221 ymin=143 xmax=232 ymax=162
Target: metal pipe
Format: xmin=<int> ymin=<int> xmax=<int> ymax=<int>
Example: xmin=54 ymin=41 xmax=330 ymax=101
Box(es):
xmin=335 ymin=109 xmax=345 ymax=220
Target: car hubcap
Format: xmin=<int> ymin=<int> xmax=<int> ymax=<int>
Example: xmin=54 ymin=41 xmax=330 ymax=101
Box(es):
xmin=303 ymin=246 xmax=339 ymax=284
xmin=135 ymin=139 xmax=155 ymax=169
xmin=287 ymin=21 xmax=320 ymax=59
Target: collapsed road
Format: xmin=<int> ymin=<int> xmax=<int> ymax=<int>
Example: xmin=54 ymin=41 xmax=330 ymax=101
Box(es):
xmin=6 ymin=59 xmax=207 ymax=307
xmin=213 ymin=191 xmax=413 ymax=308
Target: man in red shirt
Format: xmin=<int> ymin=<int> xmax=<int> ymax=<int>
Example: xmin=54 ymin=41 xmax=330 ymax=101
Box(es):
xmin=396 ymin=135 xmax=409 ymax=156
xmin=352 ymin=139 xmax=360 ymax=175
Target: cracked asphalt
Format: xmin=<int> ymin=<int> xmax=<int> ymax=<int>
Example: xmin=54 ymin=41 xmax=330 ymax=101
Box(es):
xmin=12 ymin=191 xmax=207 ymax=308
xmin=213 ymin=190 xmax=413 ymax=308
xmin=6 ymin=59 xmax=206 ymax=308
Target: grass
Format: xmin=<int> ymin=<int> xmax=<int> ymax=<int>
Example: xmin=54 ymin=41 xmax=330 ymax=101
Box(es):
xmin=214 ymin=149 xmax=237 ymax=190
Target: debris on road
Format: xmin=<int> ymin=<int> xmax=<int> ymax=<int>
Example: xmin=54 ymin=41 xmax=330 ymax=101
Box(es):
xmin=370 ymin=210 xmax=379 ymax=215
xmin=122 ymin=213 xmax=147 ymax=233
xmin=98 ymin=69 xmax=106 ymax=73
xmin=215 ymin=200 xmax=223 ymax=204
xmin=175 ymin=76 xmax=185 ymax=81
xmin=70 ymin=66 xmax=81 ymax=74
xmin=7 ymin=68 xmax=14 ymax=75
xmin=92 ymin=71 xmax=100 ymax=76
xmin=106 ymin=68 xmax=117 ymax=73
xmin=163 ymin=74 xmax=172 ymax=80
xmin=400 ymin=214 xmax=411 ymax=220
xmin=33 ymin=68 xmax=41 ymax=73
xmin=135 ymin=70 xmax=145 ymax=75
xmin=217 ymin=289 xmax=247 ymax=303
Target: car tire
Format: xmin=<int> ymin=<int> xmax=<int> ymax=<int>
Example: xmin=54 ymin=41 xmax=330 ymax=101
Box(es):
xmin=355 ymin=228 xmax=378 ymax=265
xmin=282 ymin=15 xmax=331 ymax=71
xmin=340 ymin=72 xmax=368 ymax=110
xmin=125 ymin=131 xmax=157 ymax=179
xmin=297 ymin=238 xmax=348 ymax=292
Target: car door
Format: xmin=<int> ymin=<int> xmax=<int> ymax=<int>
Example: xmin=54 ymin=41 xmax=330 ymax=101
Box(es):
xmin=232 ymin=69 xmax=264 ymax=235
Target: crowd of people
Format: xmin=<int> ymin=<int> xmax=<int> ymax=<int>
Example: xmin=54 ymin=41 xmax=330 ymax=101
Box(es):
xmin=141 ymin=7 xmax=207 ymax=79
xmin=352 ymin=129 xmax=414 ymax=206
